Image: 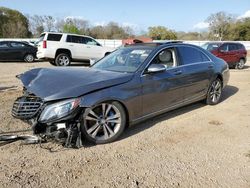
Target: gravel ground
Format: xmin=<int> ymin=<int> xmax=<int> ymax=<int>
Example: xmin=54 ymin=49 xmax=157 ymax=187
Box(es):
xmin=0 ymin=60 xmax=249 ymax=188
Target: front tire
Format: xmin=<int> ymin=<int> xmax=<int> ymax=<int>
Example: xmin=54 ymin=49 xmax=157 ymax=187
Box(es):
xmin=55 ymin=53 xmax=71 ymax=66
xmin=81 ymin=101 xmax=126 ymax=144
xmin=235 ymin=59 xmax=245 ymax=69
xmin=24 ymin=54 xmax=35 ymax=62
xmin=206 ymin=78 xmax=222 ymax=105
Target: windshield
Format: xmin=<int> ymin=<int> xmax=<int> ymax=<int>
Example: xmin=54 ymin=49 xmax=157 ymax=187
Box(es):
xmin=92 ymin=47 xmax=153 ymax=73
xmin=202 ymin=43 xmax=221 ymax=51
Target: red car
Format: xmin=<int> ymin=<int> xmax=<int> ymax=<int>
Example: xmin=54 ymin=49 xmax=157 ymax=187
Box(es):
xmin=202 ymin=42 xmax=247 ymax=69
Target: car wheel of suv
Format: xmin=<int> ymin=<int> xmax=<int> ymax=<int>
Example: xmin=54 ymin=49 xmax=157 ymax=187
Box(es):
xmin=206 ymin=78 xmax=222 ymax=105
xmin=235 ymin=59 xmax=245 ymax=69
xmin=55 ymin=53 xmax=71 ymax=66
xmin=81 ymin=101 xmax=126 ymax=144
xmin=24 ymin=54 xmax=35 ymax=62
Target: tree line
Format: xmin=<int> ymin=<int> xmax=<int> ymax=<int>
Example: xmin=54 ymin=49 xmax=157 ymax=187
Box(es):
xmin=0 ymin=7 xmax=249 ymax=41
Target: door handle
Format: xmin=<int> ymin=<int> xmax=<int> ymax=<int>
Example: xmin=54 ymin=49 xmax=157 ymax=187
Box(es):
xmin=87 ymin=46 xmax=91 ymax=48
xmin=69 ymin=44 xmax=74 ymax=46
xmin=174 ymin=70 xmax=182 ymax=75
xmin=208 ymin=64 xmax=214 ymax=69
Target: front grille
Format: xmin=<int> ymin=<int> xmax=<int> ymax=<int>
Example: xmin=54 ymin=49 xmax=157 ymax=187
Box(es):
xmin=12 ymin=96 xmax=43 ymax=119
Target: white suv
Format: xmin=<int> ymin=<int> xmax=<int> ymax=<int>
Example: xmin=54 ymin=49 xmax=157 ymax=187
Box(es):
xmin=36 ymin=32 xmax=115 ymax=66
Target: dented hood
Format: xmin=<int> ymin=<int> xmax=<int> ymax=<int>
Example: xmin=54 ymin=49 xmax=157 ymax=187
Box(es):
xmin=19 ymin=67 xmax=133 ymax=101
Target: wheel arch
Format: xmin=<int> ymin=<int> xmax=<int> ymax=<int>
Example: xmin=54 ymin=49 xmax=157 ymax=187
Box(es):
xmin=104 ymin=52 xmax=111 ymax=56
xmin=55 ymin=48 xmax=72 ymax=59
xmin=240 ymin=57 xmax=246 ymax=62
xmin=216 ymin=73 xmax=223 ymax=87
xmin=80 ymin=97 xmax=130 ymax=127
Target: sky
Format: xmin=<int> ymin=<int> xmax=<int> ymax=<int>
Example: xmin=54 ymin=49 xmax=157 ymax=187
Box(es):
xmin=0 ymin=0 xmax=250 ymax=33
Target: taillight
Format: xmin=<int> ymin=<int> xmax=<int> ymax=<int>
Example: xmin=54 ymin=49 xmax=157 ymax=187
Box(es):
xmin=43 ymin=40 xmax=47 ymax=48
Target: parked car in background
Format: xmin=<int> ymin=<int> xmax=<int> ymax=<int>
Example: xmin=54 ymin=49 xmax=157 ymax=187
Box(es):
xmin=12 ymin=42 xmax=229 ymax=145
xmin=36 ymin=32 xmax=115 ymax=66
xmin=0 ymin=41 xmax=37 ymax=62
xmin=202 ymin=42 xmax=247 ymax=69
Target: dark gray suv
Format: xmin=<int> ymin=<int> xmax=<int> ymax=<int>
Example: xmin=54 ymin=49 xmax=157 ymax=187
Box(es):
xmin=12 ymin=42 xmax=230 ymax=145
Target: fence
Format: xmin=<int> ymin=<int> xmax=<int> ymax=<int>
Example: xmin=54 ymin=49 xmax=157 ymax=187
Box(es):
xmin=1 ymin=38 xmax=250 ymax=50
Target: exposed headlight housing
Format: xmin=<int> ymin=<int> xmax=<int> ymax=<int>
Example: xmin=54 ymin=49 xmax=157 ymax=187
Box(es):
xmin=39 ymin=98 xmax=80 ymax=123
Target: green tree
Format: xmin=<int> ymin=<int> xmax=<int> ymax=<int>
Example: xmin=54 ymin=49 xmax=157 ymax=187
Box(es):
xmin=89 ymin=22 xmax=134 ymax=39
xmin=206 ymin=12 xmax=234 ymax=41
xmin=62 ymin=23 xmax=80 ymax=34
xmin=148 ymin=26 xmax=177 ymax=40
xmin=228 ymin=18 xmax=250 ymax=41
xmin=177 ymin=31 xmax=209 ymax=40
xmin=0 ymin=7 xmax=31 ymax=38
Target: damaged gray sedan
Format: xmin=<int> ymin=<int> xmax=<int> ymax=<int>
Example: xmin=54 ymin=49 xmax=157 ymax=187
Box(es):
xmin=12 ymin=42 xmax=230 ymax=146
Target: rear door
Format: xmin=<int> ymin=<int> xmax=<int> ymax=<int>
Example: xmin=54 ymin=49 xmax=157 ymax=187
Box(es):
xmin=83 ymin=37 xmax=104 ymax=59
xmin=176 ymin=46 xmax=214 ymax=102
xmin=228 ymin=43 xmax=239 ymax=63
xmin=217 ymin=43 xmax=234 ymax=63
xmin=0 ymin=41 xmax=10 ymax=60
xmin=66 ymin=35 xmax=88 ymax=60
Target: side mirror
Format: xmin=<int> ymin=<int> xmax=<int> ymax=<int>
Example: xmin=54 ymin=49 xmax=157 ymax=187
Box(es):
xmin=219 ymin=48 xmax=225 ymax=53
xmin=146 ymin=64 xmax=166 ymax=74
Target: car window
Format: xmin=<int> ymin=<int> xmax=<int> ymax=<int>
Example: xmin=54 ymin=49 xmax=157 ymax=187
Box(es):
xmin=178 ymin=46 xmax=210 ymax=65
xmin=220 ymin=44 xmax=229 ymax=52
xmin=93 ymin=47 xmax=153 ymax=73
xmin=151 ymin=48 xmax=176 ymax=69
xmin=237 ymin=44 xmax=245 ymax=50
xmin=10 ymin=42 xmax=26 ymax=48
xmin=229 ymin=44 xmax=237 ymax=51
xmin=202 ymin=43 xmax=220 ymax=51
xmin=66 ymin=35 xmax=84 ymax=44
xmin=84 ymin=37 xmax=100 ymax=46
xmin=0 ymin=42 xmax=8 ymax=48
xmin=47 ymin=34 xmax=62 ymax=41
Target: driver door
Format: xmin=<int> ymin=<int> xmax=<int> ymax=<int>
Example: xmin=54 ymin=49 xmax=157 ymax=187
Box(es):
xmin=141 ymin=48 xmax=185 ymax=116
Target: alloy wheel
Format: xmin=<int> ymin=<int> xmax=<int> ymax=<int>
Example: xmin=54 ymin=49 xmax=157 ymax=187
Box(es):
xmin=25 ymin=54 xmax=34 ymax=62
xmin=236 ymin=59 xmax=245 ymax=69
xmin=83 ymin=103 xmax=122 ymax=141
xmin=57 ymin=55 xmax=70 ymax=66
xmin=209 ymin=80 xmax=222 ymax=103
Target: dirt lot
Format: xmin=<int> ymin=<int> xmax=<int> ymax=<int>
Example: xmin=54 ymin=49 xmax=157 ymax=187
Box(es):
xmin=0 ymin=60 xmax=249 ymax=188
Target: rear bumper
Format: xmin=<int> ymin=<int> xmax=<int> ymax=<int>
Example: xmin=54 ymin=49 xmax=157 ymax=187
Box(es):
xmin=37 ymin=50 xmax=54 ymax=60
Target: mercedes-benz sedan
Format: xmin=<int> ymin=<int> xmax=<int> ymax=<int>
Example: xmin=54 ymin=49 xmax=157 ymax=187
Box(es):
xmin=12 ymin=42 xmax=230 ymax=145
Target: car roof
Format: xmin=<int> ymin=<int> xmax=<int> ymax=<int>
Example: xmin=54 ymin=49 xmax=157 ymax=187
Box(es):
xmin=40 ymin=32 xmax=90 ymax=38
xmin=0 ymin=40 xmax=26 ymax=43
xmin=206 ymin=41 xmax=242 ymax=45
xmin=124 ymin=41 xmax=183 ymax=48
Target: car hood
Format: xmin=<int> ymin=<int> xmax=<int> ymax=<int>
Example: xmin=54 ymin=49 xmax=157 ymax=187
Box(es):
xmin=19 ymin=67 xmax=133 ymax=101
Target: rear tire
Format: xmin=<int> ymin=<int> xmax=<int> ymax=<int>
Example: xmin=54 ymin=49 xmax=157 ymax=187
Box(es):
xmin=24 ymin=54 xmax=35 ymax=63
xmin=55 ymin=53 xmax=71 ymax=66
xmin=235 ymin=59 xmax=245 ymax=69
xmin=206 ymin=78 xmax=222 ymax=105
